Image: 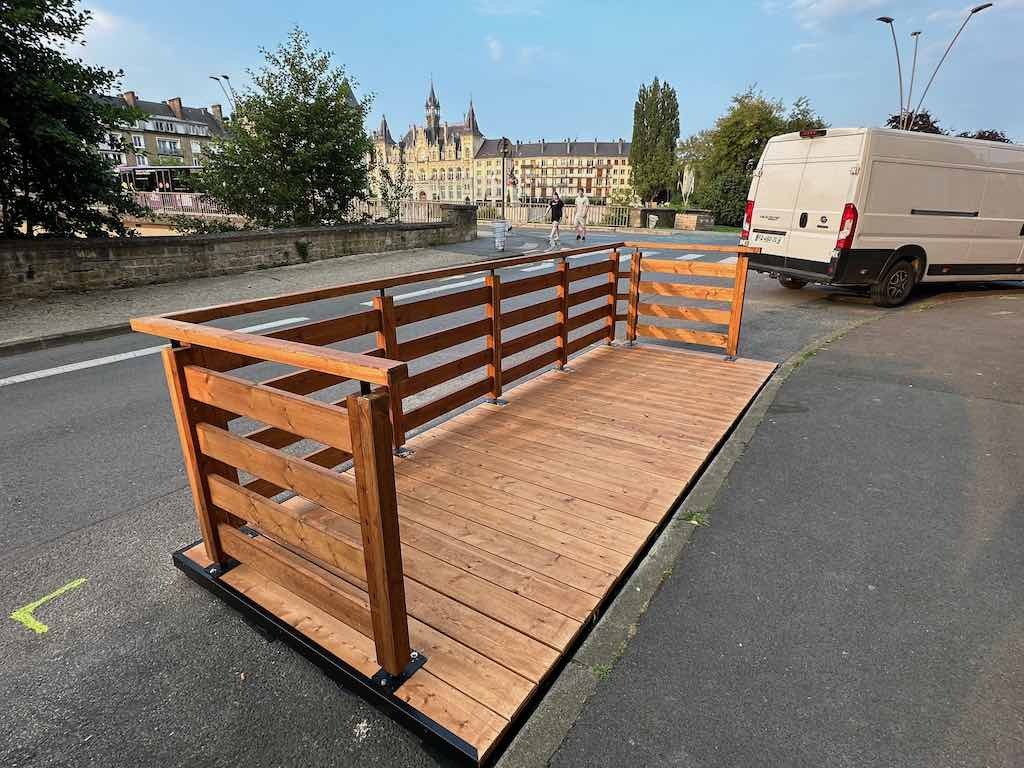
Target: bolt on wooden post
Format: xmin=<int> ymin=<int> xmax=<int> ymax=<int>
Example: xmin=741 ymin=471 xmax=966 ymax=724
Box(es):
xmin=347 ymin=390 xmax=411 ymax=676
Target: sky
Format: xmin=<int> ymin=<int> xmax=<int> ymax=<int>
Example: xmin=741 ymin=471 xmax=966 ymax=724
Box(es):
xmin=78 ymin=0 xmax=1024 ymax=142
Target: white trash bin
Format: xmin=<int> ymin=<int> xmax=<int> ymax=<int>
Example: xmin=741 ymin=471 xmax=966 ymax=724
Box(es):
xmin=648 ymin=214 xmax=659 ymax=229
xmin=494 ymin=219 xmax=508 ymax=251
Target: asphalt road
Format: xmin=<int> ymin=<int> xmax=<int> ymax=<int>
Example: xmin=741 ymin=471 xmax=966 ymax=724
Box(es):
xmin=2 ymin=228 xmax=1013 ymax=767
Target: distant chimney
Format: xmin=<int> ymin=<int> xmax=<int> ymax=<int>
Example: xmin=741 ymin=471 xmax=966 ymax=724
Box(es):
xmin=122 ymin=91 xmax=137 ymax=108
xmin=618 ymin=138 xmax=624 ymax=155
xmin=211 ymin=103 xmax=224 ymax=124
xmin=166 ymin=97 xmax=183 ymax=120
xmin=540 ymin=138 xmax=545 ymax=153
xmin=566 ymin=139 xmax=570 ymax=154
xmin=594 ymin=139 xmax=598 ymax=153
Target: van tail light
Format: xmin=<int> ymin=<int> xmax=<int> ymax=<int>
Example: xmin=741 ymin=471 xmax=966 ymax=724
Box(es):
xmin=835 ymin=203 xmax=858 ymax=250
xmin=740 ymin=199 xmax=754 ymax=242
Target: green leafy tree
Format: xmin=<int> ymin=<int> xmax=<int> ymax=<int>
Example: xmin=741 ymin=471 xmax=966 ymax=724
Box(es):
xmin=956 ymin=129 xmax=1012 ymax=143
xmin=628 ymin=78 xmax=680 ymax=204
xmin=375 ymin=151 xmax=413 ymax=221
xmin=886 ymin=109 xmax=944 ymax=134
xmin=686 ymin=87 xmax=826 ymax=227
xmin=0 ymin=0 xmax=144 ymax=238
xmin=198 ymin=28 xmax=373 ymax=229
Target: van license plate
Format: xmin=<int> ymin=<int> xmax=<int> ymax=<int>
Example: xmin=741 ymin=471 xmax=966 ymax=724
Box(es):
xmin=752 ymin=231 xmax=785 ymax=246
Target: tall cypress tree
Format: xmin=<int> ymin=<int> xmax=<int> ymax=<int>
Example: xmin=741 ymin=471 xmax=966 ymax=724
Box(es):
xmin=1 ymin=0 xmax=143 ymax=238
xmin=628 ymin=78 xmax=680 ymax=203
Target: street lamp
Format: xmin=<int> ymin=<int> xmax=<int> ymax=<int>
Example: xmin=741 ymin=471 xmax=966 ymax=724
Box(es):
xmin=906 ymin=3 xmax=993 ymax=132
xmin=876 ymin=16 xmax=905 ymax=129
xmin=905 ymin=30 xmax=922 ymax=129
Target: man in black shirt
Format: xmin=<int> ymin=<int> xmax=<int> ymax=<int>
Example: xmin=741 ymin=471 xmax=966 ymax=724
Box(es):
xmin=548 ymin=192 xmax=564 ymax=247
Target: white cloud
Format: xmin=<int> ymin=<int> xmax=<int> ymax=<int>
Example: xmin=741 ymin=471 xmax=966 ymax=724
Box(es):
xmin=475 ymin=0 xmax=543 ymax=16
xmin=792 ymin=41 xmax=822 ymax=52
xmin=785 ymin=0 xmax=884 ymax=30
xmin=485 ymin=35 xmax=504 ymax=62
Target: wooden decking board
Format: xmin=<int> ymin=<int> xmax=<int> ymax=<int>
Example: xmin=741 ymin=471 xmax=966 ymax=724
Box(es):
xmin=179 ymin=344 xmax=775 ymax=763
xmin=400 ymin=435 xmax=658 ymax=536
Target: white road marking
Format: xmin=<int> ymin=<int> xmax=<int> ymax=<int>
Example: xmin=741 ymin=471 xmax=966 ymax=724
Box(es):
xmin=360 ymin=277 xmax=486 ymax=307
xmin=674 ymin=253 xmax=702 ymax=260
xmin=520 ymin=260 xmax=554 ymax=273
xmin=439 ymin=274 xmax=467 ymax=281
xmin=718 ymin=256 xmax=738 ymax=264
xmin=0 ymin=317 xmax=310 ymax=388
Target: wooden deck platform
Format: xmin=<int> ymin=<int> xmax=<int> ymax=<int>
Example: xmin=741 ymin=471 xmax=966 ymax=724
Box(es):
xmin=178 ymin=343 xmax=775 ymax=761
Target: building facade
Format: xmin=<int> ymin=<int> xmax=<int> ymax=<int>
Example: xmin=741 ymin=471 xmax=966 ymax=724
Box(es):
xmin=98 ymin=91 xmax=226 ymax=191
xmin=372 ymin=84 xmax=632 ymax=204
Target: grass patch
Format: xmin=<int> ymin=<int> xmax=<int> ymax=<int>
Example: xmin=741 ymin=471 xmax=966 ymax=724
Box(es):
xmin=593 ymin=663 xmax=613 ymax=681
xmin=683 ymin=509 xmax=711 ymax=527
xmin=712 ymin=225 xmax=741 ymax=234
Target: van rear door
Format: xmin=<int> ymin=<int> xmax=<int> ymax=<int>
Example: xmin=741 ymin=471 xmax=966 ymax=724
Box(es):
xmin=747 ymin=136 xmax=810 ymax=258
xmin=787 ymin=132 xmax=864 ymax=266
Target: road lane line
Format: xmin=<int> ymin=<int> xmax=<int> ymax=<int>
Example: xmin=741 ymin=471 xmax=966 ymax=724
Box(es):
xmin=520 ymin=260 xmax=554 ymax=273
xmin=10 ymin=578 xmax=87 ymax=634
xmin=674 ymin=253 xmax=702 ymax=260
xmin=0 ymin=316 xmax=308 ymax=387
xmin=718 ymin=256 xmax=738 ymax=264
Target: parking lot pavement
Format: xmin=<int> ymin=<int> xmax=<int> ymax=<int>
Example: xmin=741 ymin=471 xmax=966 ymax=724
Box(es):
xmin=551 ymin=291 xmax=1024 ymax=768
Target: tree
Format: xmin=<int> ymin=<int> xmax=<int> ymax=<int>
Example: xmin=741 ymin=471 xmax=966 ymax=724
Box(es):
xmin=886 ymin=109 xmax=944 ymax=134
xmin=685 ymin=87 xmax=826 ymax=227
xmin=957 ymin=129 xmax=1012 ymax=143
xmin=375 ymin=152 xmax=413 ymax=221
xmin=198 ymin=28 xmax=373 ymax=229
xmin=0 ymin=0 xmax=144 ymax=238
xmin=628 ymin=78 xmax=680 ymax=204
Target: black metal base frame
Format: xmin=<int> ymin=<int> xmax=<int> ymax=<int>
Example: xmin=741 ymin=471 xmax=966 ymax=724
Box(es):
xmin=172 ymin=545 xmax=477 ymax=764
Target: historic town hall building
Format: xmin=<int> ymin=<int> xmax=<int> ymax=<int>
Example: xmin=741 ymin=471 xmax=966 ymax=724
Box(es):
xmin=372 ymin=83 xmax=633 ymax=204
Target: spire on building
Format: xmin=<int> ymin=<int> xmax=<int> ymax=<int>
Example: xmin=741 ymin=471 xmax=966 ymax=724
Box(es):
xmin=425 ymin=79 xmax=441 ymax=132
xmin=465 ymin=97 xmax=481 ymax=135
xmin=425 ymin=79 xmax=440 ymax=110
xmin=377 ymin=114 xmax=395 ymax=145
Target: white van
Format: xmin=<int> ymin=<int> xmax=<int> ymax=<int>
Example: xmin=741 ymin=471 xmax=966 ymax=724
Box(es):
xmin=740 ymin=127 xmax=1024 ymax=306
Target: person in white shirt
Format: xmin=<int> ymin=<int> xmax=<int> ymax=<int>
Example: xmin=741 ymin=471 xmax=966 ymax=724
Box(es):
xmin=574 ymin=189 xmax=590 ymax=241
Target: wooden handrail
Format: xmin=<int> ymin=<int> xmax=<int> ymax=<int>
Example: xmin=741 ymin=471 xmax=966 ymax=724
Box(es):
xmin=624 ymin=242 xmax=762 ymax=254
xmin=130 ymin=316 xmax=407 ymax=388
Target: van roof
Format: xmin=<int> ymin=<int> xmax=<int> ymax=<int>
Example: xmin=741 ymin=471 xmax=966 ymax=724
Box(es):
xmin=768 ymin=127 xmax=1023 ymax=151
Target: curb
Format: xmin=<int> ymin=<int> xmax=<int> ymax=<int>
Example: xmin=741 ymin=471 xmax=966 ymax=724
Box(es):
xmin=0 ymin=322 xmax=133 ymax=359
xmin=493 ymin=313 xmax=881 ymax=768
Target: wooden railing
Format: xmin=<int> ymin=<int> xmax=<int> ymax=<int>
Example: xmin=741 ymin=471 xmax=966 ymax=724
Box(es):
xmin=132 ymin=238 xmax=758 ymax=680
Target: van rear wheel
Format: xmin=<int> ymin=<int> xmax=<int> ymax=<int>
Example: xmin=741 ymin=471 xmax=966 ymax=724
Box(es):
xmin=778 ymin=276 xmax=807 ymax=290
xmin=871 ymin=259 xmax=917 ymax=307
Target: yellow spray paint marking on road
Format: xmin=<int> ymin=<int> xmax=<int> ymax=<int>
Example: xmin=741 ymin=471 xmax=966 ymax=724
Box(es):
xmin=10 ymin=578 xmax=87 ymax=634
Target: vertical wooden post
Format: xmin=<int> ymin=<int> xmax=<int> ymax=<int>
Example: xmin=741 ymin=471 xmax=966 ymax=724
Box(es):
xmin=373 ymin=292 xmax=405 ymax=449
xmin=485 ymin=272 xmax=503 ymax=400
xmin=726 ymin=254 xmax=750 ymax=359
xmin=626 ymin=249 xmax=642 ymax=344
xmin=606 ymin=249 xmax=619 ymax=344
xmin=556 ymin=257 xmax=570 ymax=369
xmin=161 ymin=346 xmax=233 ymax=566
xmin=347 ymin=391 xmax=411 ymax=677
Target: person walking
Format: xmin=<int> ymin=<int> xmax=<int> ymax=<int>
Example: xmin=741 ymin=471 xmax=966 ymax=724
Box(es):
xmin=548 ymin=192 xmax=564 ymax=248
xmin=574 ymin=188 xmax=590 ymax=241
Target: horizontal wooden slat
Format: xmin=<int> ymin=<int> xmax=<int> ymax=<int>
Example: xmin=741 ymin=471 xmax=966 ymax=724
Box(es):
xmin=209 ymin=474 xmax=366 ymax=582
xmin=258 ymin=348 xmax=383 ymax=395
xmin=567 ymin=326 xmax=609 ymax=355
xmin=217 ymin=524 xmax=374 ymax=638
xmin=503 ymin=347 xmax=561 ymax=384
xmin=625 ymin=241 xmax=759 ymax=254
xmin=244 ymin=445 xmax=350 ymax=498
xmin=617 ymin=271 xmax=631 ymax=280
xmin=568 ymin=282 xmax=613 ymax=308
xmin=393 ymin=286 xmax=491 ymax=327
xmin=637 ymin=281 xmax=734 ymax=302
xmin=196 ymin=423 xmax=358 ymax=513
xmin=634 ymin=323 xmax=729 ymax=348
xmin=501 ymin=323 xmax=559 ymax=359
xmin=568 ymin=305 xmax=609 ymax=332
xmin=501 ymin=271 xmax=561 ymax=300
xmin=567 ymin=260 xmax=613 ymax=282
xmin=501 ymin=297 xmax=561 ymax=329
xmin=267 ymin=309 xmax=380 ymax=346
xmin=401 ymin=349 xmax=492 ymax=397
xmin=184 ymin=366 xmax=352 ymax=452
xmin=642 ymin=258 xmax=736 ymax=278
xmin=397 ymin=318 xmax=491 ymax=361
xmin=129 ymin=317 xmax=405 ymax=387
xmin=404 ymin=377 xmax=494 ymax=431
xmin=637 ymin=302 xmax=731 ymax=325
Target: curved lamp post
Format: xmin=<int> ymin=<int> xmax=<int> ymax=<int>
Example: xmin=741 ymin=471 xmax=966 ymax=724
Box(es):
xmin=876 ymin=16 xmax=904 ymax=129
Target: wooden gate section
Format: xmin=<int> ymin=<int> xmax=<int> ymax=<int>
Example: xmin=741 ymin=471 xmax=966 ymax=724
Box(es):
xmin=131 ymin=238 xmax=770 ymax=764
xmin=623 ymin=243 xmax=752 ymax=358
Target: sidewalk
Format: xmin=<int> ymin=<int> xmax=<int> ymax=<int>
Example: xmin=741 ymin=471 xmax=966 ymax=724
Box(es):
xmin=543 ymin=293 xmax=1024 ymax=767
xmin=0 ymin=237 xmax=515 ymax=353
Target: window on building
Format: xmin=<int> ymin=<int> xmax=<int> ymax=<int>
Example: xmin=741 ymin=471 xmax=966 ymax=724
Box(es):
xmin=157 ymin=138 xmax=181 ymax=155
xmin=153 ymin=120 xmax=176 ymax=133
xmin=131 ymin=134 xmax=145 ymax=149
xmin=135 ymin=152 xmax=147 ymax=167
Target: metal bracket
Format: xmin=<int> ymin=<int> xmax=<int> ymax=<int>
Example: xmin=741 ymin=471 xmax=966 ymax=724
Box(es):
xmin=486 ymin=398 xmax=509 ymax=406
xmin=205 ymin=557 xmax=241 ymax=578
xmin=394 ymin=447 xmax=415 ymax=458
xmin=624 ymin=341 xmax=637 ymax=348
xmin=724 ymin=355 xmax=737 ymax=363
xmin=555 ymin=366 xmax=574 ymax=373
xmin=371 ymin=651 xmax=428 ymax=694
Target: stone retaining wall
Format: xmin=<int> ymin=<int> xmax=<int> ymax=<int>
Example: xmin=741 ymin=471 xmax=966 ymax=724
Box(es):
xmin=0 ymin=204 xmax=476 ymax=299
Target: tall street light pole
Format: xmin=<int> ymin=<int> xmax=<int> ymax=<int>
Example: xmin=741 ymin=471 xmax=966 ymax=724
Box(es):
xmin=876 ymin=17 xmax=905 ymax=129
xmin=907 ymin=3 xmax=992 ymax=133
xmin=905 ymin=30 xmax=922 ymax=128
